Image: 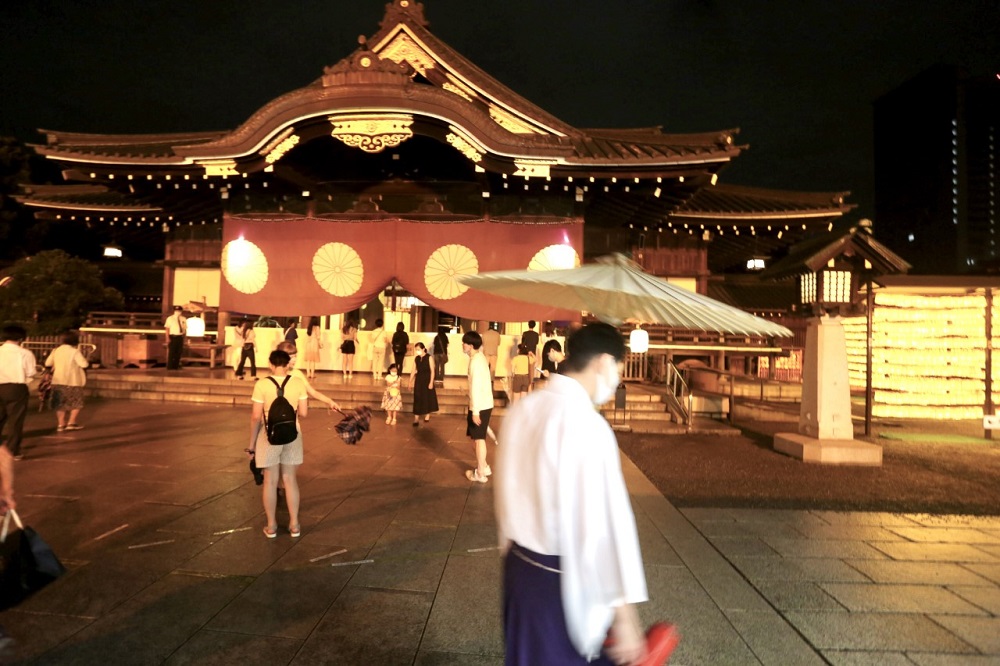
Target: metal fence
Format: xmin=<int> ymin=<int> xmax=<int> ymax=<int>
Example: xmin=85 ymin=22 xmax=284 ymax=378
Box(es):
xmin=22 ymin=336 xmax=98 ymax=369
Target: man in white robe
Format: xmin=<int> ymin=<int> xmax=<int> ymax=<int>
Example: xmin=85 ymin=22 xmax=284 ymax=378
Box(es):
xmin=495 ymin=323 xmax=648 ymax=665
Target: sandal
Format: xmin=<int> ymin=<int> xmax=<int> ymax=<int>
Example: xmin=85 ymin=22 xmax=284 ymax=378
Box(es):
xmin=263 ymin=525 xmax=277 ymax=539
xmin=289 ymin=524 xmax=301 ymax=538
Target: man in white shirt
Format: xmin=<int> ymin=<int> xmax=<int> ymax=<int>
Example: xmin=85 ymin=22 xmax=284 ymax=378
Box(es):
xmin=164 ymin=306 xmax=187 ymax=370
xmin=0 ymin=325 xmax=37 ymax=461
xmin=462 ymin=330 xmax=494 ymax=483
xmin=495 ymin=323 xmax=648 ymax=665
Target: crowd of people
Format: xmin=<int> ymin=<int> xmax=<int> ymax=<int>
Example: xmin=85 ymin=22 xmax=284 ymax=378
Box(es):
xmin=1 ymin=318 xmax=668 ymax=665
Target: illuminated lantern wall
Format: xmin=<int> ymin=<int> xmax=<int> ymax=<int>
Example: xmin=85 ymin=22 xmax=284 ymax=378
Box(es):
xmin=843 ymin=290 xmax=1000 ymax=420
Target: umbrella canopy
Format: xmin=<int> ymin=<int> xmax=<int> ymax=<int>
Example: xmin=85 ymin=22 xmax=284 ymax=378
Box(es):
xmin=456 ymin=253 xmax=793 ymax=337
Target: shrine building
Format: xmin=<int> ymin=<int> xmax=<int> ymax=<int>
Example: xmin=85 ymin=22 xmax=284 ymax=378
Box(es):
xmin=17 ymin=0 xmax=854 ymax=372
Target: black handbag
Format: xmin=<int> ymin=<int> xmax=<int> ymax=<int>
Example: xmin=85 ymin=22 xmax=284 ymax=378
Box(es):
xmin=0 ymin=509 xmax=67 ymax=611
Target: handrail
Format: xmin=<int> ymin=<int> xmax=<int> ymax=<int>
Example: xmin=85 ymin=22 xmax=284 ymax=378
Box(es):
xmin=664 ymin=361 xmax=693 ymax=429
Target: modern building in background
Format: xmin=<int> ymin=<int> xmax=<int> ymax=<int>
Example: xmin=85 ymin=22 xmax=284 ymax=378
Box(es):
xmin=874 ymin=64 xmax=999 ymax=274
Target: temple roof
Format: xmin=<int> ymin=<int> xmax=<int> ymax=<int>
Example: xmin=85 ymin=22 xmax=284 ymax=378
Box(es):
xmin=707 ymin=274 xmax=799 ymax=313
xmin=31 ymin=0 xmax=741 ymax=179
xmin=673 ymin=183 xmax=851 ymax=220
xmin=763 ymin=218 xmax=912 ymax=280
xmin=20 ymin=0 xmax=854 ymax=270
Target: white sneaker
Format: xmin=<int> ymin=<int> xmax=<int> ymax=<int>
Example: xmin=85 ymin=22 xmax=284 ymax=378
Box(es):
xmin=482 ymin=464 xmax=492 ymax=477
xmin=465 ymin=469 xmax=488 ymax=483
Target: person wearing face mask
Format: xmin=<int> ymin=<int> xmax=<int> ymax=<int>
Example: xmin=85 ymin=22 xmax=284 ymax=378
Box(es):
xmin=494 ymin=323 xmax=655 ymax=666
xmin=409 ymin=342 xmax=438 ymax=426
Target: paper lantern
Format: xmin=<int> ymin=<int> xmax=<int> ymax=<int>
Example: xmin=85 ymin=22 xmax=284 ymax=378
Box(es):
xmin=629 ymin=326 xmax=649 ymax=353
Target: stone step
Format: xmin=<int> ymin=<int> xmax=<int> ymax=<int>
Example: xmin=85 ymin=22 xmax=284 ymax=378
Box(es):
xmin=82 ymin=372 xmax=719 ymax=434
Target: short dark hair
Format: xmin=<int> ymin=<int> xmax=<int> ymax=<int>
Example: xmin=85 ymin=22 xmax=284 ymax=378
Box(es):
xmin=527 ymin=320 xmax=536 ymax=329
xmin=62 ymin=330 xmax=80 ymax=346
xmin=462 ymin=330 xmax=482 ymax=349
xmin=173 ymin=305 xmax=182 ymax=311
xmin=269 ymin=350 xmax=291 ymax=367
xmin=1 ymin=325 xmax=27 ymax=342
xmin=396 ymin=322 xmax=404 ymax=331
xmin=560 ymin=323 xmax=625 ymax=373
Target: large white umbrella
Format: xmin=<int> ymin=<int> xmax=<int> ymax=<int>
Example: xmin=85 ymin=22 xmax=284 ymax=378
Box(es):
xmin=456 ymin=253 xmax=793 ymax=336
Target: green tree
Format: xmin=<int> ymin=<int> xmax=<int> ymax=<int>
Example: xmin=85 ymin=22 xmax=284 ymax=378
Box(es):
xmin=0 ymin=250 xmax=124 ymax=334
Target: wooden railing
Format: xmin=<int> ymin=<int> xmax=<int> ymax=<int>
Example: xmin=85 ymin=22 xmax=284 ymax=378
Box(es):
xmin=665 ymin=362 xmax=693 ymax=429
xmin=82 ymin=311 xmax=219 ymax=335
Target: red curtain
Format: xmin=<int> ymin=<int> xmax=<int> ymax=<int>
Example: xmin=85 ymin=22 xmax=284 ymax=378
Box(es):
xmin=219 ymin=215 xmax=583 ymax=321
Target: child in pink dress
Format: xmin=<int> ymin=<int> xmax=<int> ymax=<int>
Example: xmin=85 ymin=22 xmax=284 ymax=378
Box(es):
xmin=381 ymin=363 xmax=403 ymax=424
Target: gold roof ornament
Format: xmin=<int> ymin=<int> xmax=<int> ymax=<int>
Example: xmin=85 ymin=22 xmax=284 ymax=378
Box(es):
xmin=445 ymin=131 xmax=483 ymax=163
xmin=329 ymin=113 xmax=414 ymax=154
xmin=380 ymin=0 xmax=429 ymax=30
xmin=198 ymin=159 xmax=239 ymax=177
xmin=378 ymin=31 xmax=436 ymax=76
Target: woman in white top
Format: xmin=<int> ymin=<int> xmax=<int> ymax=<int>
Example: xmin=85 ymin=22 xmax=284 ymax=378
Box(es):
xmin=44 ymin=331 xmax=90 ymax=432
xmin=234 ymin=319 xmax=257 ymax=380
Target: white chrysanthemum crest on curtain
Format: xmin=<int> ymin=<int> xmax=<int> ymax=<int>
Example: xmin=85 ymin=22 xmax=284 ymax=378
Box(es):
xmin=424 ymin=244 xmax=478 ymax=299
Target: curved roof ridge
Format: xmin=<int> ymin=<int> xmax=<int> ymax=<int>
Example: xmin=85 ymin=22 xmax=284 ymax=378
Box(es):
xmin=709 ymin=182 xmax=851 ymax=206
xmin=583 ymin=127 xmax=740 ymax=147
xmin=368 ymin=10 xmax=577 ymax=136
xmin=38 ymin=129 xmax=227 ymax=147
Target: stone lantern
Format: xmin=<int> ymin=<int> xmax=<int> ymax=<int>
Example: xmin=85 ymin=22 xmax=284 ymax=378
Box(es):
xmin=764 ymin=219 xmax=909 ymax=465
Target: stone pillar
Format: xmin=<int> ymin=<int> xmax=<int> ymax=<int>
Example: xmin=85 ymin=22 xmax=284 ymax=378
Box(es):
xmin=774 ymin=314 xmax=882 ymax=465
xmin=798 ymin=315 xmax=853 ymax=439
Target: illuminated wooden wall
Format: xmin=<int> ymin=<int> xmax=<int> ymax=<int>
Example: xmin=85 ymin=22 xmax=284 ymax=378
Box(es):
xmin=844 ymin=290 xmax=1000 ymax=420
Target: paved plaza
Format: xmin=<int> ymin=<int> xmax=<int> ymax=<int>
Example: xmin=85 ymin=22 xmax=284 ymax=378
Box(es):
xmin=1 ymin=396 xmax=999 ymax=665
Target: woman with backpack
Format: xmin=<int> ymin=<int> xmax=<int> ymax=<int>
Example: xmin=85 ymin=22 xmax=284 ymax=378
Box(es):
xmin=249 ymin=350 xmax=309 ymax=539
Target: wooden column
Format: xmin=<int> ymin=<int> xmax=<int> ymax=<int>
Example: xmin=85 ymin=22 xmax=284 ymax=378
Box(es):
xmin=865 ymin=280 xmax=874 ymax=437
xmin=986 ymin=288 xmax=994 ymax=440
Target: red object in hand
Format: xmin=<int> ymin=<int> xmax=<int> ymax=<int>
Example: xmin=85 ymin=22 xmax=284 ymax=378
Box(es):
xmin=642 ymin=623 xmax=680 ymax=666
xmin=605 ymin=622 xmax=680 ymax=666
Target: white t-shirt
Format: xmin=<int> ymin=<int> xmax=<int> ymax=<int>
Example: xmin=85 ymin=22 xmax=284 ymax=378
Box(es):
xmin=0 ymin=342 xmax=36 ymax=384
xmin=467 ymin=351 xmax=493 ymax=413
xmin=165 ymin=312 xmax=187 ymax=336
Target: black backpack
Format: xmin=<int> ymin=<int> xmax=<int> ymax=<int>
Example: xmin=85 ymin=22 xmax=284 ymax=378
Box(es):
xmin=264 ymin=376 xmax=298 ymax=445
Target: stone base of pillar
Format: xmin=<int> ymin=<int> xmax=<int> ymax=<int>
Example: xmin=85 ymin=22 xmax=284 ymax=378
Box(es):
xmin=774 ymin=432 xmax=882 ymax=466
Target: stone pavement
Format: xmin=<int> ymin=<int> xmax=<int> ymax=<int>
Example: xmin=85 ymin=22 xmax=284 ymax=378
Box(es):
xmin=1 ymin=397 xmax=998 ymax=665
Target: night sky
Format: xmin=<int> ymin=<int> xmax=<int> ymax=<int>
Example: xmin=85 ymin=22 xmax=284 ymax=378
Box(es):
xmin=2 ymin=0 xmax=997 ymax=220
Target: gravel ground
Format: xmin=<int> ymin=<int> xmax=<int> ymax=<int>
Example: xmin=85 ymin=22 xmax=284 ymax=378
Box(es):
xmin=618 ymin=418 xmax=1000 ymax=515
